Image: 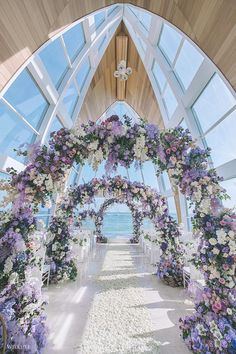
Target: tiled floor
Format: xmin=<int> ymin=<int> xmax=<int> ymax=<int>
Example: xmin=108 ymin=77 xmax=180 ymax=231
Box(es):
xmin=44 ymin=242 xmax=192 ymax=354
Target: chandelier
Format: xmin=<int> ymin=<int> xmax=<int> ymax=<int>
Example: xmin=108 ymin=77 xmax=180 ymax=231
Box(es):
xmin=114 ymin=60 xmax=132 ymax=81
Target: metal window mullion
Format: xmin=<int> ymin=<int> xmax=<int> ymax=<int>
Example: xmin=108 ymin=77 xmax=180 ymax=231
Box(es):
xmin=1 ymin=97 xmax=39 ymax=135
xmin=73 ymin=78 xmax=81 ymax=95
xmin=172 ymin=37 xmax=184 ymax=68
xmin=60 ymin=36 xmax=72 ymax=68
xmin=201 ymin=104 xmax=236 ymax=137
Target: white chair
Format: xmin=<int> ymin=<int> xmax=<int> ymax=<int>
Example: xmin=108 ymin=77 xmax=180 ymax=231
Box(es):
xmin=183 ymin=266 xmax=191 ymax=288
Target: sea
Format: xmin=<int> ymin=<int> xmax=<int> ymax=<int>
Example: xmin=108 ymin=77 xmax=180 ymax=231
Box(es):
xmin=81 ymin=212 xmax=154 ymax=238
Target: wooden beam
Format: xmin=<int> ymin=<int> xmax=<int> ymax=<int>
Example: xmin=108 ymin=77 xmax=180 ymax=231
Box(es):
xmin=115 ymin=34 xmax=128 ymax=100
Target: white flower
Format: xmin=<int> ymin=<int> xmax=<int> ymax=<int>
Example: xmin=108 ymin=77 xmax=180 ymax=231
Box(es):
xmin=88 ymin=140 xmax=99 ymax=151
xmin=228 ymin=230 xmax=235 ymax=239
xmin=209 ymin=238 xmax=217 ymax=245
xmin=8 ymin=272 xmax=19 ymax=284
xmin=3 ymin=257 xmax=13 ymax=274
xmin=212 ymin=247 xmax=220 ymax=255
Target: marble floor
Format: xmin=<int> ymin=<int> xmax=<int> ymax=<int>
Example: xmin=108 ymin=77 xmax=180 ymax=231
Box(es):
xmin=44 ymin=241 xmax=193 ymax=354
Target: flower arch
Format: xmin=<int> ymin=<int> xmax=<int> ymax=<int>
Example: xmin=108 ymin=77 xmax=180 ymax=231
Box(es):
xmin=0 ymin=116 xmax=235 ymax=352
xmin=94 ymin=197 xmax=149 ymax=244
xmin=48 ymin=176 xmax=183 ymax=286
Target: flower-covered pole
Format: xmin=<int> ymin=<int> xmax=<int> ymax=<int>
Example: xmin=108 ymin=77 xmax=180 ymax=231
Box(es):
xmin=156 ymin=127 xmax=236 ymax=353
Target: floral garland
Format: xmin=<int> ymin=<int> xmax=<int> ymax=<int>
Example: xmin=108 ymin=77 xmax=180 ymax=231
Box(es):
xmin=0 ymin=115 xmax=234 ymax=352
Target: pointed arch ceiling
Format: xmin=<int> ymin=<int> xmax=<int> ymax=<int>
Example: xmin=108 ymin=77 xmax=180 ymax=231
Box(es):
xmin=78 ymin=22 xmax=163 ymax=126
xmin=0 ymin=1 xmax=235 ymax=91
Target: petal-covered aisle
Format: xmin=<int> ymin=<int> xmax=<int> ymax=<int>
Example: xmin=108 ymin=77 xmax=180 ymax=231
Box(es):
xmin=46 ymin=243 xmax=192 ymax=354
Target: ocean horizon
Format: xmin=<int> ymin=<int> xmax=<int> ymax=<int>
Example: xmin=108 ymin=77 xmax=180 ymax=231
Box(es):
xmin=81 ymin=212 xmax=154 ymax=238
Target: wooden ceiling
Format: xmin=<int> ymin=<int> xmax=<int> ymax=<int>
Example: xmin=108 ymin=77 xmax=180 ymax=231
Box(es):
xmin=0 ymin=0 xmax=236 ymax=92
xmin=78 ymin=23 xmax=163 ymax=126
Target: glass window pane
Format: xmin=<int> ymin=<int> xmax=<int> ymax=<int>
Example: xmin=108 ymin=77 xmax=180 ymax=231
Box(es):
xmin=128 ymin=163 xmax=143 ymax=183
xmin=162 ymin=171 xmax=171 ymax=191
xmin=220 ymin=179 xmax=236 ymax=209
xmin=45 ymin=116 xmax=63 ymax=142
xmin=174 ymin=40 xmax=204 ymax=90
xmin=63 ymin=23 xmax=85 ymax=62
xmin=67 ymin=167 xmax=78 ymax=186
xmin=63 ymin=82 xmax=78 ymax=118
xmin=111 ymin=166 xmax=128 ymax=179
xmin=0 ymin=101 xmax=36 ymax=162
xmin=152 ymin=61 xmax=166 ymax=92
xmin=36 ymin=205 xmax=51 ymax=227
xmin=76 ymin=59 xmax=91 ymax=91
xmin=205 ymin=110 xmax=236 ymax=167
xmin=4 ymin=69 xmax=49 ymax=130
xmin=178 ymin=118 xmax=188 ymax=130
xmin=108 ymin=5 xmax=118 ymax=16
xmin=141 ymin=161 xmax=159 ymax=190
xmin=159 ymin=24 xmax=182 ymax=64
xmin=129 ymin=7 xmax=151 ymax=31
xmin=79 ymin=163 xmax=96 ymax=183
xmin=163 ymin=84 xmax=178 ymax=118
xmin=96 ymin=35 xmax=106 ymax=52
xmin=167 ymin=196 xmax=177 ymax=220
xmin=94 ymin=12 xmax=105 ymax=29
xmin=39 ymin=39 xmax=69 ymax=88
xmin=192 ymin=74 xmax=236 ymax=133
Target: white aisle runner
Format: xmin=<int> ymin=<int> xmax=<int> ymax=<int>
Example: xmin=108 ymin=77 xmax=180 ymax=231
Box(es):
xmin=46 ymin=243 xmax=192 ymax=354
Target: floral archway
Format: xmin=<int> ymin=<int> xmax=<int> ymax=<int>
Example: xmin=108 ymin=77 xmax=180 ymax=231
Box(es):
xmin=48 ymin=176 xmax=183 ymax=286
xmin=0 ymin=115 xmax=235 ymax=352
xmin=94 ymin=197 xmax=150 ymax=243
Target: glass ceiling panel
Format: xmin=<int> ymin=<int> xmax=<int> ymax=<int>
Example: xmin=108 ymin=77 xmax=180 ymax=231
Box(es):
xmin=99 ymin=102 xmax=140 ymax=124
xmin=220 ymin=178 xmax=236 ymax=209
xmin=76 ymin=59 xmax=91 ymax=91
xmin=152 ymin=60 xmax=167 ymax=92
xmin=39 ymin=38 xmax=69 ymax=89
xmin=129 ymin=6 xmax=152 ymax=31
xmin=0 ymin=100 xmax=36 ymax=162
xmin=45 ymin=116 xmax=63 ymax=143
xmin=96 ymin=35 xmax=106 ymax=52
xmin=174 ymin=40 xmax=204 ymax=90
xmin=163 ymin=84 xmax=178 ymax=118
xmin=108 ymin=5 xmax=119 ymax=16
xmin=4 ymin=69 xmax=49 ymax=131
xmin=63 ymin=23 xmax=85 ymax=63
xmin=192 ymin=74 xmax=236 ymax=133
xmin=158 ymin=23 xmax=182 ymax=64
xmin=94 ymin=12 xmax=105 ymax=29
xmin=205 ymin=110 xmax=236 ymax=167
xmin=63 ymin=82 xmax=78 ymax=119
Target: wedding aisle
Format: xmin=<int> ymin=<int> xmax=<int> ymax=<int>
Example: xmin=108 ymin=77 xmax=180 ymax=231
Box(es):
xmin=45 ymin=243 xmax=192 ymax=354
